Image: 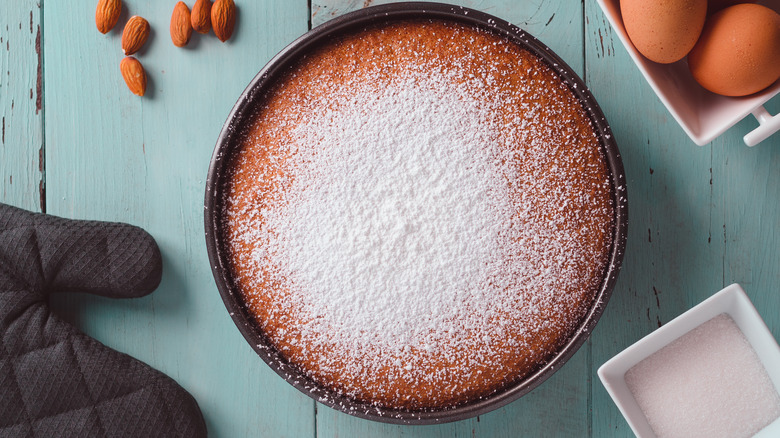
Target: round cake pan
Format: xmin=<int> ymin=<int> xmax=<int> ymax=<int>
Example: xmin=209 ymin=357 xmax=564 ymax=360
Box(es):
xmin=205 ymin=2 xmax=628 ymax=425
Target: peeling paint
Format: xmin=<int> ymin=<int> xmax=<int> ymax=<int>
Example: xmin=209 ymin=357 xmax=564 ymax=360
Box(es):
xmin=598 ymin=29 xmax=604 ymax=57
xmin=35 ymin=25 xmax=41 ymax=114
xmin=39 ymin=145 xmax=45 ymax=213
xmin=605 ymin=19 xmax=615 ymax=56
xmin=39 ymin=179 xmax=45 ymax=213
xmin=545 ymin=13 xmax=555 ymax=26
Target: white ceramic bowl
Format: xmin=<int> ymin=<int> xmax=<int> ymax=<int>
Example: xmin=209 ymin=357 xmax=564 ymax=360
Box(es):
xmin=596 ymin=0 xmax=780 ymax=146
xmin=598 ymin=284 xmax=780 ymax=437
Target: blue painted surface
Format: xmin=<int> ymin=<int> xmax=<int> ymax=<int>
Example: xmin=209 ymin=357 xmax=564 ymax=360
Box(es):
xmin=2 ymin=1 xmax=779 ymax=436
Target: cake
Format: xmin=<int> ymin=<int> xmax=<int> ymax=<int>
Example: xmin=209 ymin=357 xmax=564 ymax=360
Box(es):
xmin=222 ymin=19 xmax=615 ymax=411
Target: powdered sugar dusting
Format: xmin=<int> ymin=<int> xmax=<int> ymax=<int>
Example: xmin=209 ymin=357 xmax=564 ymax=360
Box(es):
xmin=224 ymin=20 xmax=614 ymax=410
xmin=261 ymin=76 xmax=520 ymax=346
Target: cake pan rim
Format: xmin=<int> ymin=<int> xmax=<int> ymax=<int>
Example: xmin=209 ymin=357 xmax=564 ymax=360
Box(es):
xmin=204 ymin=1 xmax=628 ymax=425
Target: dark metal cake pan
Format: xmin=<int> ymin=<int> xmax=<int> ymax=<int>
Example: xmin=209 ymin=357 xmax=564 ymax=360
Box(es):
xmin=205 ymin=2 xmax=628 ymax=425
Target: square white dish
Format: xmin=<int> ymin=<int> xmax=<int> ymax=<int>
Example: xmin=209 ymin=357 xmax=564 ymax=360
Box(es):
xmin=598 ymin=283 xmax=780 ymax=437
xmin=596 ymin=0 xmax=780 ymax=146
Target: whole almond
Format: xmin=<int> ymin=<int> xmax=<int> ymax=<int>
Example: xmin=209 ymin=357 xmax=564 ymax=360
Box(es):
xmin=211 ymin=0 xmax=236 ymax=42
xmin=120 ymin=57 xmax=147 ymax=97
xmin=191 ymin=0 xmax=213 ymax=34
xmin=122 ymin=16 xmax=150 ymax=56
xmin=95 ymin=0 xmax=122 ymax=34
xmin=171 ymin=2 xmax=193 ymax=47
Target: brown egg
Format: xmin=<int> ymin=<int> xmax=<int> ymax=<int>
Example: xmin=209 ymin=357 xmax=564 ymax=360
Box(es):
xmin=621 ymin=0 xmax=707 ymax=64
xmin=688 ymin=4 xmax=780 ymax=97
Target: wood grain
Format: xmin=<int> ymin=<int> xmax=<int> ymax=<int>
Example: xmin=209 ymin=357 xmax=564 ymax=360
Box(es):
xmin=585 ymin=0 xmax=780 ymax=436
xmin=41 ymin=1 xmax=313 ymax=437
xmin=0 ymin=1 xmax=43 ymax=212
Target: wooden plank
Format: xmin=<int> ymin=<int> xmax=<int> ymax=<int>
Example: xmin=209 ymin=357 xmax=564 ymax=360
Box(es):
xmin=0 ymin=1 xmax=43 ymax=212
xmin=311 ymin=1 xmax=591 ymax=436
xmin=714 ymin=114 xmax=780 ymax=334
xmin=581 ymin=1 xmax=780 ymax=436
xmin=43 ymin=1 xmax=315 ymax=437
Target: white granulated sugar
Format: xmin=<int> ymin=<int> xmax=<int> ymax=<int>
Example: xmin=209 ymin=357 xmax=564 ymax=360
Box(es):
xmin=225 ymin=22 xmax=614 ymax=407
xmin=626 ymin=314 xmax=780 ymax=438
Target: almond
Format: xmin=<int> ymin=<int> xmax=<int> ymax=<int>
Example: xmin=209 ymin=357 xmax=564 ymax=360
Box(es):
xmin=171 ymin=2 xmax=193 ymax=47
xmin=120 ymin=57 xmax=147 ymax=97
xmin=95 ymin=0 xmax=122 ymax=34
xmin=191 ymin=0 xmax=213 ymax=34
xmin=211 ymin=0 xmax=236 ymax=42
xmin=122 ymin=16 xmax=150 ymax=56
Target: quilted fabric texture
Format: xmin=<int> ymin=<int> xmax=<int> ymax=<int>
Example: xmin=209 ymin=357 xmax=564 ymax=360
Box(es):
xmin=0 ymin=203 xmax=207 ymax=437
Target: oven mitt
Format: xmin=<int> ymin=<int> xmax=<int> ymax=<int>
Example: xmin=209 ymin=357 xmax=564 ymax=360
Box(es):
xmin=0 ymin=203 xmax=207 ymax=437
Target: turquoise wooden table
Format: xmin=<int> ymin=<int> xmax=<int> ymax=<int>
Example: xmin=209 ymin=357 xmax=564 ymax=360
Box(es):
xmin=2 ymin=0 xmax=779 ymax=436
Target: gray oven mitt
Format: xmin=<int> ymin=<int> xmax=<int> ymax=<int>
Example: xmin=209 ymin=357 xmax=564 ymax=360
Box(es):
xmin=0 ymin=203 xmax=207 ymax=437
